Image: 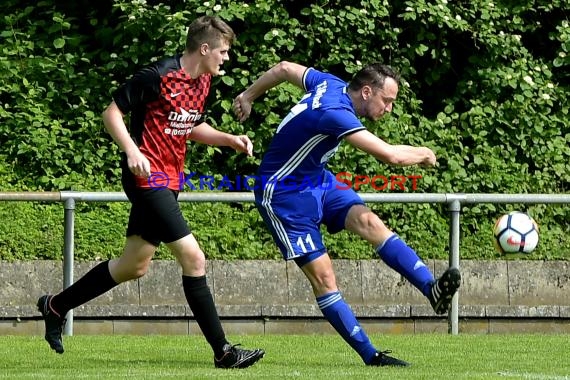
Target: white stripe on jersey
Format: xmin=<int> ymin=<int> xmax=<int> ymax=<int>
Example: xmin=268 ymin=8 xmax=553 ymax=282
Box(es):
xmin=301 ymin=67 xmax=311 ymax=92
xmin=261 ymin=134 xmax=328 ymax=260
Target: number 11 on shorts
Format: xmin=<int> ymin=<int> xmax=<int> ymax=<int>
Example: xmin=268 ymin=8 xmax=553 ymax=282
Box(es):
xmin=296 ymin=233 xmax=316 ymax=253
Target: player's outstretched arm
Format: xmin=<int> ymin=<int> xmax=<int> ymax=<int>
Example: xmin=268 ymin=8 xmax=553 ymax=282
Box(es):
xmin=189 ymin=123 xmax=253 ymax=156
xmin=102 ymin=101 xmax=151 ymax=178
xmin=233 ymin=61 xmax=308 ymax=122
xmin=345 ymin=130 xmax=436 ymax=167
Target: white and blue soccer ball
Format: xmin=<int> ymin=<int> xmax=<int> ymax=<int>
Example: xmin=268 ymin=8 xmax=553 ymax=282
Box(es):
xmin=493 ymin=211 xmax=539 ymax=254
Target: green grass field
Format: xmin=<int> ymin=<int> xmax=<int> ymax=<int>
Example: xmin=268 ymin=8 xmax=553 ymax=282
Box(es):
xmin=0 ymin=334 xmax=569 ymax=379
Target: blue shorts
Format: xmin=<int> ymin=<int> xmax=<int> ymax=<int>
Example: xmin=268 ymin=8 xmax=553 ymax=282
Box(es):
xmin=254 ymin=170 xmax=364 ymax=265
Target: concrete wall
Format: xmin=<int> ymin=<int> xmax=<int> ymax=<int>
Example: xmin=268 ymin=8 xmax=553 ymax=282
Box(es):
xmin=1 ymin=259 xmax=569 ymax=335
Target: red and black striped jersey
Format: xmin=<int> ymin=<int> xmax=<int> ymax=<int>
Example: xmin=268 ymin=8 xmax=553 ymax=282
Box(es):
xmin=113 ymin=54 xmax=211 ymax=190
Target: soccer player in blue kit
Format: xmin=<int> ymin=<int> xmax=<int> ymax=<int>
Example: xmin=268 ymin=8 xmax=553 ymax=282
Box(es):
xmin=233 ymin=61 xmax=461 ymax=367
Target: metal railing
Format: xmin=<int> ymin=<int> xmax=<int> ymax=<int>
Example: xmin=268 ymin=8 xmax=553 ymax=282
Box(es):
xmin=1 ymin=191 xmax=569 ymax=336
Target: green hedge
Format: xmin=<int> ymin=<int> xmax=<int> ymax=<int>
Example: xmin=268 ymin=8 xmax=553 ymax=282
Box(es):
xmin=0 ymin=199 xmax=567 ymax=262
xmin=0 ymin=0 xmax=568 ymax=261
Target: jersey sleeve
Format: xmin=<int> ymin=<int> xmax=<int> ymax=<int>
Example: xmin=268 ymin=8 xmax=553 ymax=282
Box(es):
xmin=302 ymin=67 xmax=324 ymax=92
xmin=112 ymin=65 xmax=161 ymax=114
xmin=319 ymin=109 xmax=366 ymax=140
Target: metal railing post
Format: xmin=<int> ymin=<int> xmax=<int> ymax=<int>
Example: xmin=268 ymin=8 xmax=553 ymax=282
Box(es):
xmin=62 ymin=196 xmax=75 ymax=336
xmin=447 ymin=198 xmax=462 ymax=335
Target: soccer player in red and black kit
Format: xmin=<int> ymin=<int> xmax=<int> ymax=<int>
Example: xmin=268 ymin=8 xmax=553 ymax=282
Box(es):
xmin=37 ymin=16 xmax=265 ymax=369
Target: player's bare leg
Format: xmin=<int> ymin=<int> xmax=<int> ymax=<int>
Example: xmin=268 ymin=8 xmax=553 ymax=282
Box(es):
xmin=345 ymin=204 xmax=460 ymax=314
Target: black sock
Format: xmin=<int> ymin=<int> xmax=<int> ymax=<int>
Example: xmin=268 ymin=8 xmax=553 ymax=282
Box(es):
xmin=51 ymin=260 xmax=118 ymax=316
xmin=182 ymin=275 xmax=228 ymax=357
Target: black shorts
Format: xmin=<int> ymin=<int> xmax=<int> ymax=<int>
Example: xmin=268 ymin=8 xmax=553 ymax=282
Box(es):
xmin=122 ymin=172 xmax=191 ymax=246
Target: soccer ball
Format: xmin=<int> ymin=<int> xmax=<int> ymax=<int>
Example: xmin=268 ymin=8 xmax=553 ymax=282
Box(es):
xmin=493 ymin=211 xmax=539 ymax=254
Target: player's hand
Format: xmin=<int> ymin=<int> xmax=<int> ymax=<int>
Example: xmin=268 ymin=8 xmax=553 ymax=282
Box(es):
xmin=233 ymin=93 xmax=252 ymax=122
xmin=420 ymin=147 xmax=437 ymax=167
xmin=127 ymin=149 xmax=151 ymax=178
xmin=231 ymin=135 xmax=254 ymax=157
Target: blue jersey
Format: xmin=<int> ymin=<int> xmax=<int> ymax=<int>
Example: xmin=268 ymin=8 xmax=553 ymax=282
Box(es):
xmin=257 ymin=68 xmax=365 ymax=191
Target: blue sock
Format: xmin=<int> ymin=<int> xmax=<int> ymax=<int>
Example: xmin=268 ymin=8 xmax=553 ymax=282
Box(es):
xmin=376 ymin=234 xmax=435 ymax=297
xmin=317 ymin=291 xmax=377 ymax=364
